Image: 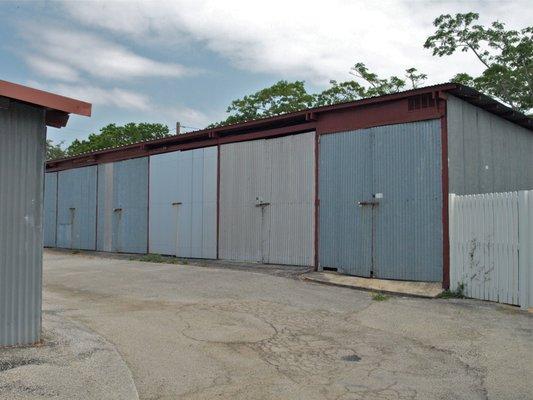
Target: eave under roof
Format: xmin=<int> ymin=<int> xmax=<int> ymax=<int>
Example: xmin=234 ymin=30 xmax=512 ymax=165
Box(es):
xmin=0 ymin=80 xmax=92 ymax=128
xmin=46 ymin=83 xmax=532 ymax=167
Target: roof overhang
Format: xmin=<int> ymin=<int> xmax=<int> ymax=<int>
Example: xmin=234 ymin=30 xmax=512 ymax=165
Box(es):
xmin=45 ymin=82 xmax=532 ymax=170
xmin=0 ymin=80 xmax=92 ymax=128
xmin=446 ymin=85 xmax=532 ymax=130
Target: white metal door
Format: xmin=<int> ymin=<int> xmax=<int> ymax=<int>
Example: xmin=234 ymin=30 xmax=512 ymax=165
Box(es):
xmin=219 ymin=133 xmax=315 ymax=266
xmin=149 ymin=147 xmax=217 ymax=258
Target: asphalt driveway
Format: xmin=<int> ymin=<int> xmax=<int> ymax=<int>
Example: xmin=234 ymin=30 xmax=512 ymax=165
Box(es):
xmin=42 ymin=250 xmax=533 ymax=400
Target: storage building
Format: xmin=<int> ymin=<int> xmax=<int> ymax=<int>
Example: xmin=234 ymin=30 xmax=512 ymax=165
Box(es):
xmin=1 ymin=80 xmax=90 ymax=346
xmin=44 ymin=83 xmax=532 ymax=288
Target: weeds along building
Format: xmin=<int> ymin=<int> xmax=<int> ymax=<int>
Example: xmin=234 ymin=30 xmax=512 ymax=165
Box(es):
xmin=0 ymin=80 xmax=91 ymax=347
xmin=44 ymin=83 xmax=533 ymax=288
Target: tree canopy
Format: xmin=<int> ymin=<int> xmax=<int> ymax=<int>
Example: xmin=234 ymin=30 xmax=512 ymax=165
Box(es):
xmin=45 ymin=123 xmax=170 ymax=160
xmin=210 ymin=65 xmax=427 ymax=127
xmin=211 ymin=12 xmax=530 ymax=126
xmin=45 ymin=139 xmax=67 ymax=160
xmin=424 ymin=12 xmax=532 ymax=113
xmin=66 ymin=123 xmax=170 ymax=156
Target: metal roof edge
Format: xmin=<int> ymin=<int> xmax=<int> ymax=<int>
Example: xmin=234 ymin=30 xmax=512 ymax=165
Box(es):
xmin=0 ymin=80 xmax=92 ymax=118
xmin=45 ymin=82 xmax=531 ymax=167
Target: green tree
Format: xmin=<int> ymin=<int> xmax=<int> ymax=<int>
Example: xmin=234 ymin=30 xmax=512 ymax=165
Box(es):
xmin=66 ymin=122 xmax=170 ymax=156
xmin=46 ymin=139 xmax=66 ymax=160
xmin=315 ymin=64 xmax=427 ymax=106
xmin=424 ymin=12 xmax=532 ymax=112
xmin=210 ymin=80 xmax=316 ymax=127
xmin=214 ymin=65 xmax=426 ymax=125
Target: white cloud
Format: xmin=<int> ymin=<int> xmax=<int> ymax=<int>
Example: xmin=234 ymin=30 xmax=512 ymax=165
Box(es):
xmin=20 ymin=25 xmax=193 ymax=81
xmin=26 ymin=81 xmax=151 ymax=110
xmin=158 ymin=104 xmax=212 ymax=130
xmin=26 ymin=80 xmax=212 ymax=130
xmin=24 ymin=55 xmax=80 ymax=82
xmin=60 ymin=0 xmax=532 ymax=85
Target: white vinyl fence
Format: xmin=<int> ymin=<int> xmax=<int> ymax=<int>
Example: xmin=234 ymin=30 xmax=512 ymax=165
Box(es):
xmin=450 ymin=190 xmax=533 ymax=309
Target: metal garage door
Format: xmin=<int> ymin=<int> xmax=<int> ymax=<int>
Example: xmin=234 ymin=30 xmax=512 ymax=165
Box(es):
xmin=97 ymin=157 xmax=148 ymax=254
xmin=57 ymin=166 xmax=97 ymax=250
xmin=318 ymin=130 xmax=373 ymax=276
xmin=43 ymin=172 xmax=57 ymax=247
xmin=219 ymin=132 xmax=315 ymax=266
xmin=319 ymin=120 xmax=443 ymax=281
xmin=149 ymin=147 xmax=217 ymax=258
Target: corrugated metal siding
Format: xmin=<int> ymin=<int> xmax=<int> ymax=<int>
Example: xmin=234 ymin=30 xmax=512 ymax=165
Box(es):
xmin=43 ymin=172 xmax=57 ymax=247
xmin=219 ymin=132 xmax=315 ymax=266
xmin=57 ymin=166 xmax=97 ymax=250
xmin=319 ymin=129 xmax=373 ymax=276
xmin=149 ymin=147 xmax=217 ymax=258
xmin=447 ymin=95 xmax=533 ymax=195
xmin=372 ymin=120 xmax=442 ymax=281
xmin=220 ymin=140 xmax=269 ymax=262
xmin=268 ymin=133 xmax=315 ymax=265
xmin=319 ymin=120 xmax=443 ymax=281
xmin=97 ymin=157 xmax=148 ymax=254
xmin=0 ymin=102 xmax=45 ymax=346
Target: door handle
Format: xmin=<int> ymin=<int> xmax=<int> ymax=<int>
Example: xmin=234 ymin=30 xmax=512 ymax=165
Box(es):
xmin=171 ymin=202 xmax=182 ymax=206
xmin=113 ymin=208 xmax=122 ymax=212
xmin=358 ymin=201 xmax=378 ymax=206
xmin=255 ymin=202 xmax=270 ymax=207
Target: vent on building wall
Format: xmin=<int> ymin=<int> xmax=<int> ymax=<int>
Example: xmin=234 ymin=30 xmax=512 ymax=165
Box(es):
xmin=408 ymin=93 xmax=436 ymax=111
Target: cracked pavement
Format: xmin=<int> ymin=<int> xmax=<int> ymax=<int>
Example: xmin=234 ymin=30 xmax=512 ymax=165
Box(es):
xmin=38 ymin=249 xmax=532 ymax=399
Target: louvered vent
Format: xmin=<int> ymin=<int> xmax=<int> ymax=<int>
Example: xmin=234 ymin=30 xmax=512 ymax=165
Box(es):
xmin=408 ymin=93 xmax=436 ymax=111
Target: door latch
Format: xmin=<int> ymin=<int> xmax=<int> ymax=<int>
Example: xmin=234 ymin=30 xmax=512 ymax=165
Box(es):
xmin=358 ymin=201 xmax=379 ymax=206
xmin=255 ymin=197 xmax=270 ymax=207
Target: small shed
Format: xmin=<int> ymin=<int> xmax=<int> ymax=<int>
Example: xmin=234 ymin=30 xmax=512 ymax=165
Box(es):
xmin=0 ymin=80 xmax=91 ymax=347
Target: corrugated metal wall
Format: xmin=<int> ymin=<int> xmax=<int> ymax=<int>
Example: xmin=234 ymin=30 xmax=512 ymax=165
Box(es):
xmin=97 ymin=157 xmax=148 ymax=254
xmin=447 ymin=95 xmax=533 ymax=195
xmin=43 ymin=172 xmax=57 ymax=247
xmin=319 ymin=129 xmax=373 ymax=276
xmin=219 ymin=132 xmax=315 ymax=266
xmin=319 ymin=120 xmax=443 ymax=281
xmin=0 ymin=101 xmax=45 ymax=346
xmin=149 ymin=147 xmax=217 ymax=258
xmin=268 ymin=133 xmax=315 ymax=266
xmin=57 ymin=166 xmax=97 ymax=250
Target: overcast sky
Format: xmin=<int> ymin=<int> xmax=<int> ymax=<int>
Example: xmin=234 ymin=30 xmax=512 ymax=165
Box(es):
xmin=1 ymin=0 xmax=531 ymax=145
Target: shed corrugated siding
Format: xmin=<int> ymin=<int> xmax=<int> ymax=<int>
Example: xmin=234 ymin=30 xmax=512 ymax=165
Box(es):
xmin=97 ymin=157 xmax=148 ymax=254
xmin=43 ymin=172 xmax=57 ymax=247
xmin=319 ymin=120 xmax=443 ymax=281
xmin=0 ymin=102 xmax=45 ymax=346
xmin=149 ymin=147 xmax=217 ymax=258
xmin=220 ymin=140 xmax=269 ymax=262
xmin=219 ymin=132 xmax=315 ymax=266
xmin=319 ymin=129 xmax=373 ymax=276
xmin=268 ymin=132 xmax=315 ymax=266
xmin=372 ymin=120 xmax=442 ymax=281
xmin=57 ymin=166 xmax=97 ymax=250
xmin=447 ymin=95 xmax=533 ymax=195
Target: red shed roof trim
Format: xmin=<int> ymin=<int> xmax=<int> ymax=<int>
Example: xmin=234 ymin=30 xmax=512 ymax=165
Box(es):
xmin=45 ymin=83 xmax=532 ymax=169
xmin=0 ymin=80 xmax=91 ymax=127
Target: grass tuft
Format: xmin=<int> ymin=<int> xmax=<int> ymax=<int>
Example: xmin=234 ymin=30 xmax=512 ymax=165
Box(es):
xmin=135 ymin=254 xmax=185 ymax=265
xmin=437 ymin=283 xmax=466 ymax=299
xmin=371 ymin=292 xmax=389 ymax=301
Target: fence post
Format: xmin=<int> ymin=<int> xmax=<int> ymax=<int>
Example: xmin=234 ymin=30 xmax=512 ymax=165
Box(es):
xmin=518 ymin=190 xmax=532 ymax=310
xmin=449 ymin=193 xmax=456 ymax=291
